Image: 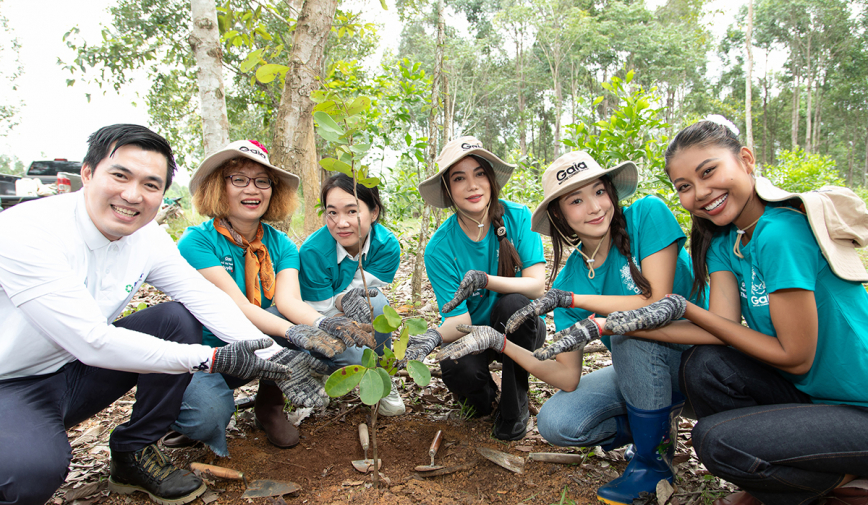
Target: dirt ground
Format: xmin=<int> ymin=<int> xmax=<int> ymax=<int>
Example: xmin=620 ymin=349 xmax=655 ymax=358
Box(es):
xmin=52 ymin=253 xmax=739 ymax=505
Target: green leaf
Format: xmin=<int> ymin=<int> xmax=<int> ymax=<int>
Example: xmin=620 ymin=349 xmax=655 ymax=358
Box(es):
xmin=407 ymin=360 xmax=431 ymax=387
xmin=373 ymin=314 xmax=397 ymax=333
xmin=358 ymin=176 xmax=380 ymax=188
xmin=313 ymin=111 xmax=345 ymax=135
xmin=380 ymin=347 xmax=397 ymax=374
xmin=361 ymin=348 xmax=377 ymax=369
xmin=383 ymin=305 xmax=401 ymax=328
xmin=325 ymin=365 xmax=365 ymax=397
xmin=318 ymin=158 xmax=353 ymax=176
xmin=592 ymin=96 xmax=604 ymax=107
xmin=136 ymin=302 xmax=147 ymax=311
xmin=255 ymin=63 xmax=287 ymax=84
xmin=347 ymin=96 xmax=371 ymax=116
xmin=379 ymin=0 xmax=388 ymax=10
xmin=377 ymin=368 xmax=392 ymax=393
xmin=349 ymin=143 xmax=371 ymax=154
xmin=406 ymin=317 xmax=427 ymax=336
xmin=316 ymin=128 xmax=343 ymax=144
xmin=394 ymin=326 xmax=409 ymax=360
xmin=239 ymin=49 xmax=264 ymax=73
xmin=359 ymin=369 xmax=387 ymax=405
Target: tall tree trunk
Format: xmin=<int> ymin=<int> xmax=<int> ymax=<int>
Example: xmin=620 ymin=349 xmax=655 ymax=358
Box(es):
xmin=270 ymin=0 xmax=338 ymax=237
xmin=812 ymin=77 xmax=822 ymax=150
xmin=745 ymin=0 xmax=754 ymax=151
xmin=804 ymin=35 xmax=813 ymax=152
xmin=412 ymin=0 xmax=444 ymax=305
xmin=848 ymin=127 xmax=854 ymax=186
xmin=762 ymin=68 xmax=769 ymax=165
xmin=791 ymin=69 xmax=800 ymax=150
xmin=190 ymin=0 xmax=229 ymax=155
xmin=517 ymin=36 xmax=526 ymax=155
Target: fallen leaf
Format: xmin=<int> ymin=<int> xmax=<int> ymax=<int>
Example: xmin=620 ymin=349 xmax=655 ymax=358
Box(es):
xmin=656 ymin=479 xmax=675 ymax=504
xmin=341 ymin=480 xmax=365 ymax=486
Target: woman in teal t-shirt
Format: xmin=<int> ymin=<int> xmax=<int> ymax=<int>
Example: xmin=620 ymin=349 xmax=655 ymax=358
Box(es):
xmin=405 ymin=136 xmax=546 ymax=441
xmin=298 ymin=173 xmax=405 ymax=416
xmin=439 ymin=151 xmax=701 ymax=504
xmin=606 ymin=119 xmax=868 ymax=505
xmin=169 ymin=140 xmax=374 ymax=457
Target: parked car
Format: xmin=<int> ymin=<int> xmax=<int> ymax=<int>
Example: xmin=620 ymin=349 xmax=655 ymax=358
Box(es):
xmin=0 ymin=159 xmax=83 ymax=211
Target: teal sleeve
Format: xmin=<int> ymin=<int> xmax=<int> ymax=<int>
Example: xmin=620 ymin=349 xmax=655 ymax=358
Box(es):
xmin=299 ymin=245 xmax=334 ymax=302
xmin=177 ymin=226 xmax=222 ymax=270
xmin=366 ymin=225 xmax=401 ymax=283
xmin=757 ymin=212 xmax=818 ymax=293
xmin=272 ymin=229 xmax=300 ymax=274
xmin=631 ymin=196 xmax=686 ymax=261
xmin=424 ymin=238 xmax=468 ymax=319
xmin=706 ymin=232 xmax=731 ymax=275
xmin=511 ymin=204 xmax=545 ymax=269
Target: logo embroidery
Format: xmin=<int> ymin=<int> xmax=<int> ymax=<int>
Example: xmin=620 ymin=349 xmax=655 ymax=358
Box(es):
xmin=461 ymin=142 xmax=483 ymax=150
xmin=222 ymin=256 xmax=235 ymax=273
xmin=556 ymin=161 xmax=589 ymax=184
xmin=238 ymin=145 xmax=267 ymax=161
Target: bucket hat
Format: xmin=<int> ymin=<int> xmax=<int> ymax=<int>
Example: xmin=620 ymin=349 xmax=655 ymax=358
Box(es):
xmin=418 ymin=136 xmax=515 ymax=208
xmin=189 ymin=140 xmax=300 ymax=196
xmin=531 ymin=151 xmax=639 ymax=236
xmin=754 ymin=176 xmax=868 ymax=282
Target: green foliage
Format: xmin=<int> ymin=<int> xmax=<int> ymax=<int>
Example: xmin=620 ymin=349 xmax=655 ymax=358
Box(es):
xmin=0 ymin=154 xmax=24 ymax=176
xmin=762 ymin=149 xmax=845 ymax=193
xmin=548 ymin=487 xmax=577 ymax=505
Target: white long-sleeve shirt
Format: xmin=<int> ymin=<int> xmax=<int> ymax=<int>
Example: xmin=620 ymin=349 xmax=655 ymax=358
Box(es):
xmin=0 ymin=191 xmax=280 ymax=379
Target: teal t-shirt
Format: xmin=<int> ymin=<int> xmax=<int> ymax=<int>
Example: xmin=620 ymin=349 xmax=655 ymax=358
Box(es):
xmin=552 ymin=196 xmax=703 ymax=349
xmin=425 ymin=199 xmax=545 ymax=325
xmin=706 ymin=205 xmax=868 ymax=407
xmin=178 ymin=219 xmax=300 ymax=347
xmin=298 ymin=223 xmax=401 ymax=302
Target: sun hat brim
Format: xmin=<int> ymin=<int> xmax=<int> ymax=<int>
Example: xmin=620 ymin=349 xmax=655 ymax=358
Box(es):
xmin=189 ymin=141 xmax=300 ymax=196
xmin=531 ymin=152 xmax=639 ymax=237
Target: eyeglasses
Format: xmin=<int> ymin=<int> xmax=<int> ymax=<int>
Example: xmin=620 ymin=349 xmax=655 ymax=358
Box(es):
xmin=226 ymin=175 xmax=273 ymax=189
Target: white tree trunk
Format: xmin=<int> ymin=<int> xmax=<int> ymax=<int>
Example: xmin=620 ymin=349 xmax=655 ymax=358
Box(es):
xmin=270 ymin=0 xmax=338 ymax=236
xmin=745 ymin=0 xmax=754 ymax=151
xmin=190 ymin=0 xmax=229 ymax=155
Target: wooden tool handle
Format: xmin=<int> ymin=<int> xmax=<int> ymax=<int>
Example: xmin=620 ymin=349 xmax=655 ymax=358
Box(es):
xmin=358 ymin=423 xmax=369 ymax=451
xmin=190 ymin=462 xmax=244 ymax=480
xmin=429 ymin=430 xmax=444 ymax=457
xmin=528 ymin=452 xmax=584 ymax=464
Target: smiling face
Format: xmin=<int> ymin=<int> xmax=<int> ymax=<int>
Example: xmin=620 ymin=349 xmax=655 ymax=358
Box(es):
xmin=224 ymin=161 xmax=273 ymax=225
xmin=81 ymin=144 xmax=168 ymax=241
xmin=447 ymin=156 xmax=492 ymax=221
xmin=667 ymin=145 xmax=760 ymax=229
xmin=325 ymin=186 xmax=379 ymax=257
xmin=556 ymin=177 xmax=614 ymax=242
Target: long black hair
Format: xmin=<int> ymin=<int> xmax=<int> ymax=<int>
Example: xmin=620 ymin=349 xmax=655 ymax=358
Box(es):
xmin=546 ymin=175 xmax=650 ymax=296
xmin=664 ymin=121 xmax=743 ymax=303
xmin=440 ymin=156 xmax=523 ymax=277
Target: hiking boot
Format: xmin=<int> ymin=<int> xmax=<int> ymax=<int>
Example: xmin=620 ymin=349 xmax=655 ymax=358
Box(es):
xmin=491 ymin=406 xmax=530 ymax=441
xmin=254 ymin=381 xmax=300 ymax=448
xmin=108 ymin=444 xmax=206 ymax=505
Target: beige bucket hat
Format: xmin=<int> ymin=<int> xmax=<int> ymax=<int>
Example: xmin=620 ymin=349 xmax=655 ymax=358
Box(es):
xmin=189 ymin=140 xmax=300 ymax=196
xmin=531 ymin=151 xmax=639 ymax=236
xmin=754 ymin=176 xmax=868 ymax=282
xmin=418 ymin=136 xmax=515 ymax=208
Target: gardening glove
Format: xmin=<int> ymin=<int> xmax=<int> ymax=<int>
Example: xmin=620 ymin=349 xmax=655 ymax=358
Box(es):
xmin=398 ymin=328 xmax=442 ymax=368
xmin=284 ymin=324 xmax=347 ymax=358
xmin=341 ymin=288 xmax=380 ymax=324
xmin=605 ymin=294 xmax=687 ymax=335
xmin=270 ymin=349 xmax=331 ymax=408
xmin=533 ymin=317 xmax=602 ymax=361
xmin=505 ymin=289 xmax=574 ymax=333
xmin=209 ymin=338 xmax=290 ymax=381
xmin=316 ymin=316 xmax=376 ymax=349
xmin=436 ymin=325 xmax=505 ymax=361
xmin=442 ymin=270 xmax=488 ymax=313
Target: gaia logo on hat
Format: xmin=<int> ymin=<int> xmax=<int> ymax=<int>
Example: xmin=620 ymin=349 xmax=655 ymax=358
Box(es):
xmin=461 ymin=141 xmax=483 ymax=150
xmin=556 ymin=161 xmax=590 ymax=184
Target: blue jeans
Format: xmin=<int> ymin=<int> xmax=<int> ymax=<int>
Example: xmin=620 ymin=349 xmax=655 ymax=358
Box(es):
xmin=682 ymin=345 xmax=868 ymax=505
xmin=0 ymin=302 xmax=200 ymax=505
xmin=537 ymin=335 xmax=687 ymax=448
xmin=172 ymin=289 xmax=394 ymax=456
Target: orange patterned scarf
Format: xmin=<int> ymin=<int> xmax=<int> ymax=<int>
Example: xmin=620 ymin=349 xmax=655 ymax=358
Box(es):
xmin=213 ymin=218 xmax=275 ymax=307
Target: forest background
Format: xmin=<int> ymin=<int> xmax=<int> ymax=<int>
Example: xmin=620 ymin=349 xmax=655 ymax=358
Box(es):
xmin=1 ymin=0 xmax=867 ymax=265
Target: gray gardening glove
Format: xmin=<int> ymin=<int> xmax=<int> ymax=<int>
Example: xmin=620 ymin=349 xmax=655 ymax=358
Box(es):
xmin=209 ymin=338 xmax=290 ymax=381
xmin=270 ymin=349 xmax=331 ymax=408
xmin=442 ymin=270 xmax=488 ymax=313
xmin=505 ymin=289 xmax=574 ymax=333
xmin=317 ymin=316 xmax=376 ymax=349
xmin=605 ymin=294 xmax=687 ymax=335
xmin=398 ymin=328 xmax=442 ymax=368
xmin=533 ymin=317 xmax=602 ymax=361
xmin=284 ymin=325 xmax=347 ymax=358
xmin=340 ymin=288 xmax=380 ymax=324
xmin=436 ymin=325 xmax=505 ymax=361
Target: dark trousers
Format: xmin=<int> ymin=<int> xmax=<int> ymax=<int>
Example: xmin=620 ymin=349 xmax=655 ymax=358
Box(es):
xmin=680 ymin=345 xmax=868 ymax=505
xmin=0 ymin=302 xmax=201 ymax=505
xmin=440 ymin=293 xmax=546 ymax=420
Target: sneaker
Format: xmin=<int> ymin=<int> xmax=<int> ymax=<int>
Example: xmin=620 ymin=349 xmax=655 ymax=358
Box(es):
xmin=109 ymin=444 xmax=206 ymax=505
xmin=491 ymin=406 xmax=530 ymax=441
xmin=378 ymin=378 xmax=406 ymax=416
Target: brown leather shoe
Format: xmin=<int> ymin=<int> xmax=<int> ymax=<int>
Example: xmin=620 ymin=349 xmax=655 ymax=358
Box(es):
xmin=713 ymin=491 xmax=762 ymax=505
xmin=254 ymin=381 xmax=299 ymax=448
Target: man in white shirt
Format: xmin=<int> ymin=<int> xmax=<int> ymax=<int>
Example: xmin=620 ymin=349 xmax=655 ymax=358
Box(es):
xmin=0 ymin=125 xmax=307 ymax=505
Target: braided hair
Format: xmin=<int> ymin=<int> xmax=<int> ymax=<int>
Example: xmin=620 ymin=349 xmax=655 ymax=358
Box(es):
xmin=546 ymin=175 xmax=651 ymax=297
xmin=440 ymin=156 xmax=523 ymax=277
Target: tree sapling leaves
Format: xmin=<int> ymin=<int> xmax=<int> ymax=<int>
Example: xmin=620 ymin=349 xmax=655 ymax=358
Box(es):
xmin=373 ymin=314 xmax=396 ymax=333
xmin=361 ymin=348 xmax=377 ymax=369
xmin=393 ymin=326 xmax=409 ymax=361
xmin=383 ymin=305 xmax=401 ymax=328
xmin=325 ymin=365 xmax=365 ymax=397
xmin=359 ymin=368 xmax=387 ymax=405
xmin=406 ymin=317 xmax=427 ymax=335
xmin=406 ymin=360 xmax=431 ymax=387
xmin=313 ymin=111 xmax=345 ymax=135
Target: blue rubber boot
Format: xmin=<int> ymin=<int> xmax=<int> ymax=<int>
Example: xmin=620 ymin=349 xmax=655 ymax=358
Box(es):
xmin=599 ymin=415 xmax=633 ymax=461
xmin=596 ymin=393 xmax=685 ymax=505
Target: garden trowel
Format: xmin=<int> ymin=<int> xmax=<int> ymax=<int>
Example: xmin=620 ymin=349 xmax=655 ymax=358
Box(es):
xmin=477 ymin=447 xmax=524 ymax=474
xmin=414 ymin=430 xmax=444 ymax=472
xmin=352 ymin=423 xmax=382 ymax=473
